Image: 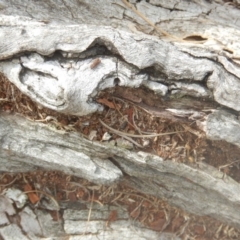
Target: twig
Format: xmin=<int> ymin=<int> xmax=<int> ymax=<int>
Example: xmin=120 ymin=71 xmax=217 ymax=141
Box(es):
xmin=68 ymin=181 xmax=90 ymax=200
xmin=83 ymin=190 xmax=94 ymax=235
xmin=88 ymin=190 xmax=94 ymax=222
xmin=113 ymin=96 xmax=186 ymax=123
xmin=114 ymin=191 xmax=158 ymax=209
xmin=182 ymin=124 xmax=204 ymax=138
xmin=23 ymin=190 xmax=59 ymax=210
xmin=132 ymin=109 xmax=156 ymax=135
xmin=131 ymin=199 xmax=143 ymax=222
xmin=111 ymin=192 xmax=124 ymax=203
xmin=99 ymin=119 xmax=184 ymax=138
xmin=0 ymin=176 xmax=18 ymax=187
xmin=100 ymin=121 xmax=143 ymax=148
xmin=117 ymin=133 xmax=144 ymax=148
xmin=53 ymin=184 xmax=60 ymax=221
xmin=121 ymin=0 xmax=207 ymax=44
xmin=218 ymin=160 xmax=240 ymax=171
xmin=112 ymin=98 xmax=139 ymax=132
xmin=122 ymin=0 xmax=176 ymax=39
xmin=0 ymin=98 xmax=9 ymax=102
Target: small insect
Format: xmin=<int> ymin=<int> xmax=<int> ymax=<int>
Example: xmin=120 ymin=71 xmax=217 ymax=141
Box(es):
xmin=90 ymin=58 xmax=101 ymax=69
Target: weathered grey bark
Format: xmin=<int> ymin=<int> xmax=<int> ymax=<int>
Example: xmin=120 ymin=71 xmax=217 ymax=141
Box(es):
xmin=1 ymin=0 xmax=240 ymax=238
xmin=0 ymin=191 xmax=181 ymax=240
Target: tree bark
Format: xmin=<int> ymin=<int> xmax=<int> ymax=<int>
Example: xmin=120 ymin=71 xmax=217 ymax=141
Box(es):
xmin=1 ymin=0 xmax=240 ymax=238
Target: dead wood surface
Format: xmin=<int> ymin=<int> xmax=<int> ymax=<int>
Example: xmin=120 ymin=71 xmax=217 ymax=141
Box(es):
xmin=1 ymin=0 xmax=240 ymax=239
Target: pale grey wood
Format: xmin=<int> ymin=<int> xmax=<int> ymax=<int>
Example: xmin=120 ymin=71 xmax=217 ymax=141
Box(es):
xmin=203 ymin=110 xmax=240 ymax=147
xmin=1 ymin=0 xmax=240 ymax=237
xmin=1 ymin=113 xmax=240 ymax=229
xmin=0 ymin=113 xmax=122 ymax=185
xmin=0 ymin=190 xmax=180 ymax=240
xmin=0 ymin=2 xmax=239 ymax=114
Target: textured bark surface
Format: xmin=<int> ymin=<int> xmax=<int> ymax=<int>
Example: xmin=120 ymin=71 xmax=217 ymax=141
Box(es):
xmin=0 ymin=190 xmax=181 ymax=240
xmin=1 ymin=113 xmax=240 ymax=231
xmin=1 ymin=0 xmax=240 ymax=238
